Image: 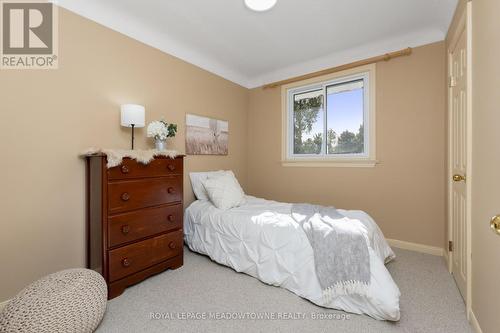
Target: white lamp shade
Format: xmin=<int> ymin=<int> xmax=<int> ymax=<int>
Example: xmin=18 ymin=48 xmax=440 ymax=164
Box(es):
xmin=120 ymin=104 xmax=145 ymax=128
xmin=244 ymin=0 xmax=277 ymax=11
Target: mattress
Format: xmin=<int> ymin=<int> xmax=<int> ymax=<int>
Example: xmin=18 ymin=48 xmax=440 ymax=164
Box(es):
xmin=184 ymin=195 xmax=401 ymax=321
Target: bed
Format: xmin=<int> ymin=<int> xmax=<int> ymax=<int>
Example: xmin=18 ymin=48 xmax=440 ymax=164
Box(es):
xmin=184 ymin=195 xmax=401 ymax=321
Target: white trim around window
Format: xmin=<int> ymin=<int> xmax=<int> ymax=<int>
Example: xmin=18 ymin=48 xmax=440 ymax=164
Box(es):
xmin=281 ymin=64 xmax=377 ymax=167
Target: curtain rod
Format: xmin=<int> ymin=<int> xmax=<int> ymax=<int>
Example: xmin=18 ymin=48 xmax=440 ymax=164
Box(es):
xmin=262 ymin=47 xmax=413 ymax=89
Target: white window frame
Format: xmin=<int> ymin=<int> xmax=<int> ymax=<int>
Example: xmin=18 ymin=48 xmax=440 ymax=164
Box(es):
xmin=281 ymin=64 xmax=377 ymax=167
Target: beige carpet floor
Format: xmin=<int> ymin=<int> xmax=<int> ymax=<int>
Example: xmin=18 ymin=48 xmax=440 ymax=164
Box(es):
xmin=97 ymin=247 xmax=473 ymax=333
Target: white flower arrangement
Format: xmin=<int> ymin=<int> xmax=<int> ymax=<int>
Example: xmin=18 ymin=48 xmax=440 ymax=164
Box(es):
xmin=147 ymin=120 xmax=178 ymax=141
xmin=147 ymin=121 xmax=167 ymax=141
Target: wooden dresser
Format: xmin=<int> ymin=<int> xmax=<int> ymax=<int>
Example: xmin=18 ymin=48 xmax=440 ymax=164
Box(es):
xmin=85 ymin=154 xmax=185 ymax=299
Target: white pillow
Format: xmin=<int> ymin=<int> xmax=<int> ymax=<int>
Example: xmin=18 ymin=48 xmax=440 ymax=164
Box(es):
xmin=189 ymin=171 xmax=226 ymax=200
xmin=203 ymin=172 xmax=246 ymax=210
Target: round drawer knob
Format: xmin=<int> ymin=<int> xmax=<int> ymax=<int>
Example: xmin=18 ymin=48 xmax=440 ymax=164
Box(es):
xmin=121 ymin=165 xmax=130 ymax=174
xmin=121 ymin=225 xmax=130 ymax=234
xmin=167 ymin=187 xmax=175 ymax=194
xmin=168 ymin=242 xmax=176 ymax=249
xmin=122 ymin=258 xmax=131 ymax=267
xmin=167 ymin=164 xmax=176 ymax=171
xmin=167 ymin=214 xmax=175 ymax=222
xmin=121 ymin=192 xmax=130 ymax=201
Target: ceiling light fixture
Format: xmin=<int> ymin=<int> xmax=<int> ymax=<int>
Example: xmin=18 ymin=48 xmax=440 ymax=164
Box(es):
xmin=244 ymin=0 xmax=277 ymax=12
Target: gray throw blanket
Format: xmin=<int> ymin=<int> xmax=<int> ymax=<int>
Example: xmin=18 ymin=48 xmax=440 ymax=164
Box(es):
xmin=291 ymin=204 xmax=370 ymax=301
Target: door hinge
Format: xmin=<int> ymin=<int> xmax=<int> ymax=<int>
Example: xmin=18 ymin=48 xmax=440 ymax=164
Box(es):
xmin=449 ymin=76 xmax=457 ymax=87
xmin=449 ymin=241 xmax=453 ymax=252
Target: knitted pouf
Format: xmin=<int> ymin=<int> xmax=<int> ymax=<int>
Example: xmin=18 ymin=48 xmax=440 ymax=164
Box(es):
xmin=0 ymin=268 xmax=107 ymax=333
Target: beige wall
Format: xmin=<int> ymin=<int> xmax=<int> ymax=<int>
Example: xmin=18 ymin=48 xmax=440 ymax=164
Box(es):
xmin=0 ymin=8 xmax=248 ymax=302
xmin=471 ymin=0 xmax=500 ymax=332
xmin=247 ymin=42 xmax=446 ymax=248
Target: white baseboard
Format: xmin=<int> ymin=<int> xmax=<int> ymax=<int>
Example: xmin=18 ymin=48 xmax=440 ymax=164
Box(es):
xmin=0 ymin=299 xmax=10 ymax=312
xmin=469 ymin=310 xmax=483 ymax=333
xmin=387 ymin=239 xmax=444 ymax=256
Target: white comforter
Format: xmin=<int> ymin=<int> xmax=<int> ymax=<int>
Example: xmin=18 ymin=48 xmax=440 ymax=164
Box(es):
xmin=184 ymin=196 xmax=401 ymax=321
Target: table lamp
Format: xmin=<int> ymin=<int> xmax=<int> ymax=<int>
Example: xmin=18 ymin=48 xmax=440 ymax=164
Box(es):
xmin=120 ymin=104 xmax=145 ymax=150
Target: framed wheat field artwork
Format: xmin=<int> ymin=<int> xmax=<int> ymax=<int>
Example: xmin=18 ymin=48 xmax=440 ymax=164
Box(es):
xmin=185 ymin=114 xmax=229 ymax=155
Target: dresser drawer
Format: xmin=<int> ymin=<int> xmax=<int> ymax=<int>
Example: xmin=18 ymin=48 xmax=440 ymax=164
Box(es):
xmin=108 ymin=177 xmax=182 ymax=214
xmin=108 ymin=157 xmax=182 ymax=180
xmin=108 ymin=204 xmax=183 ymax=248
xmin=108 ymin=230 xmax=183 ymax=282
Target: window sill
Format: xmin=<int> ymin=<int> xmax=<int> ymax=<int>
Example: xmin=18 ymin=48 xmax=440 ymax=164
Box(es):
xmin=281 ymin=159 xmax=378 ymax=168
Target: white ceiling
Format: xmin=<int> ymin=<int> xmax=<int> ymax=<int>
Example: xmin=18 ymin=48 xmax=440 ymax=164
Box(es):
xmin=56 ymin=0 xmax=458 ymax=88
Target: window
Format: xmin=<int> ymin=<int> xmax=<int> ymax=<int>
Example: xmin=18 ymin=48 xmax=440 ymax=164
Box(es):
xmin=282 ymin=65 xmax=376 ymax=167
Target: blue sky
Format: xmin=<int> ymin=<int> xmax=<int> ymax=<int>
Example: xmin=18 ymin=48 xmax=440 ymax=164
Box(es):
xmin=327 ymin=88 xmax=364 ymax=135
xmin=302 ymin=88 xmax=364 ymax=140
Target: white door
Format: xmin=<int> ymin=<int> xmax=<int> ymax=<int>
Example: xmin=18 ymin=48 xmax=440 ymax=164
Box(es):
xmin=450 ymin=27 xmax=468 ymax=300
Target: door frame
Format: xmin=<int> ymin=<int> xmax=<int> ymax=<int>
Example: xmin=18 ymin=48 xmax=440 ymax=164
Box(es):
xmin=446 ymin=0 xmax=472 ymax=319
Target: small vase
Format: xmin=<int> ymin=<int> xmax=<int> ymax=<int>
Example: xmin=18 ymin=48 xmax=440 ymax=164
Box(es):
xmin=155 ymin=139 xmax=167 ymax=151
